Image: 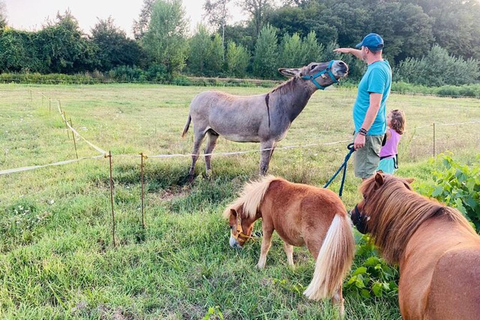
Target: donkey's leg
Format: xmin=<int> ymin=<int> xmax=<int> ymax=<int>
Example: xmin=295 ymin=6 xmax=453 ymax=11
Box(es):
xmin=283 ymin=242 xmax=295 ymax=268
xmin=204 ymin=130 xmax=219 ymax=176
xmin=257 ymin=228 xmax=273 ymax=269
xmin=259 ymin=140 xmax=276 ymax=175
xmin=189 ymin=130 xmax=206 ymax=177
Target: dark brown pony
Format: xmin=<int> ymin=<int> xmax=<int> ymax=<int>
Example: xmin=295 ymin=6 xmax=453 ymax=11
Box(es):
xmin=352 ymin=172 xmax=480 ymax=320
xmin=224 ymin=176 xmax=355 ymax=315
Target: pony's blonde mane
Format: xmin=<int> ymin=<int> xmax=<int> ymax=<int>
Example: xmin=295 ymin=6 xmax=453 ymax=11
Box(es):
xmin=362 ymin=175 xmax=475 ymax=264
xmin=223 ymin=175 xmax=278 ymax=219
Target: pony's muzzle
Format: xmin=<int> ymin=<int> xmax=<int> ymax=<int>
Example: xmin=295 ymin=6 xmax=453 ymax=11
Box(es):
xmin=229 ymin=235 xmax=243 ymax=249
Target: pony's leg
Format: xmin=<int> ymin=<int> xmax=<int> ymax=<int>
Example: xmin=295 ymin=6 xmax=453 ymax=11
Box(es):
xmin=257 ymin=229 xmax=273 ymax=269
xmin=283 ymin=242 xmax=294 ymax=268
xmin=332 ymin=286 xmax=345 ymax=318
xmin=259 ymin=140 xmax=276 ymax=175
xmin=204 ymin=130 xmax=219 ymax=176
xmin=189 ymin=130 xmax=206 ymax=177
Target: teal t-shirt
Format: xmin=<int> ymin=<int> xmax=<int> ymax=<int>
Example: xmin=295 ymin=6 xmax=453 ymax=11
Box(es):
xmin=353 ymin=60 xmax=392 ymax=135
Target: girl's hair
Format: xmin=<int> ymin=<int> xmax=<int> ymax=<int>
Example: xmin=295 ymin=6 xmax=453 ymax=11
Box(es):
xmin=390 ymin=109 xmax=406 ymax=135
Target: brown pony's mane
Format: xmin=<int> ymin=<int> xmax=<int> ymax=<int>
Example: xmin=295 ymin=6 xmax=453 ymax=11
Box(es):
xmin=361 ymin=175 xmax=475 ymax=264
xmin=223 ymin=175 xmax=278 ymax=219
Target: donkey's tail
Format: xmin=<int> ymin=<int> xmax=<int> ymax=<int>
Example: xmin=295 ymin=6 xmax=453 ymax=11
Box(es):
xmin=181 ymin=115 xmax=191 ymax=137
xmin=303 ymin=213 xmax=355 ymax=301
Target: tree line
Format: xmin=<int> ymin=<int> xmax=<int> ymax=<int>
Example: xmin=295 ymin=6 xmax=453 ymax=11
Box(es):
xmin=0 ymin=0 xmax=479 ymax=86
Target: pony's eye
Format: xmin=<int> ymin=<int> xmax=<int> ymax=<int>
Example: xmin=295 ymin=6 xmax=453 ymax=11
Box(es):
xmin=229 ymin=226 xmax=233 ymax=229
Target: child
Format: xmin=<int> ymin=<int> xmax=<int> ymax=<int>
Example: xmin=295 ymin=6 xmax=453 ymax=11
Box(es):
xmin=377 ymin=109 xmax=406 ymax=174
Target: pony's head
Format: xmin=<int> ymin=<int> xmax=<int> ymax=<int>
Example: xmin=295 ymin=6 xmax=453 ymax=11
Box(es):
xmin=278 ymin=61 xmax=349 ymax=90
xmin=352 ymin=172 xmax=414 ymax=235
xmin=223 ymin=175 xmax=276 ymax=248
xmin=223 ymin=204 xmax=257 ymax=249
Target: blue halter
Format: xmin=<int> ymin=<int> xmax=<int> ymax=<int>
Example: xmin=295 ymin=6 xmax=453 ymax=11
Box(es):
xmin=301 ymin=60 xmax=338 ymax=90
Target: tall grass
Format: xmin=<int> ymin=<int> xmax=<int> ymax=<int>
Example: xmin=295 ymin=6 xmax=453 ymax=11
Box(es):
xmin=0 ymin=84 xmax=479 ymax=318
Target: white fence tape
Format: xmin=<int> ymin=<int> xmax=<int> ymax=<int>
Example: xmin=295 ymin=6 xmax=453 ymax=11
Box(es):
xmin=0 ymin=156 xmax=104 ymax=176
xmin=56 ymin=99 xmax=107 ymax=155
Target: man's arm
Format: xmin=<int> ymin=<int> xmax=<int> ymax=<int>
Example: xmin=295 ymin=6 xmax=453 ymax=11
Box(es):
xmin=334 ymin=48 xmax=363 ymax=60
xmin=354 ymin=93 xmax=383 ymax=150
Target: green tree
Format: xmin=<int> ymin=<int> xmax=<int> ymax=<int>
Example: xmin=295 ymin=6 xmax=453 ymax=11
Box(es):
xmin=205 ymin=33 xmax=225 ymax=76
xmin=279 ymin=33 xmax=303 ymax=67
xmin=240 ymin=0 xmax=276 ymax=38
xmin=133 ymin=0 xmax=156 ymax=40
xmin=91 ymin=17 xmax=144 ymax=71
xmin=187 ymin=25 xmax=211 ymax=75
xmin=226 ymin=41 xmax=249 ymax=77
xmin=253 ymin=24 xmax=278 ymax=78
xmin=368 ymin=2 xmax=433 ymax=63
xmin=142 ymin=0 xmax=188 ymax=78
xmin=395 ymin=45 xmax=480 ymax=86
xmin=203 ymin=0 xmax=231 ymax=54
xmin=0 ymin=0 xmax=6 ymax=28
xmin=0 ymin=29 xmax=41 ymax=72
xmin=300 ymin=31 xmax=325 ymax=63
xmin=36 ymin=11 xmax=98 ymax=73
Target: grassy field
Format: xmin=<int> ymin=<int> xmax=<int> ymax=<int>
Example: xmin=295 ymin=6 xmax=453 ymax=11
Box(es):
xmin=0 ymin=83 xmax=479 ymax=319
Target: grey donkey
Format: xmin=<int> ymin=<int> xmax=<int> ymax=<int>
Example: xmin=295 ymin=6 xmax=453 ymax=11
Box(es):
xmin=182 ymin=60 xmax=349 ymax=178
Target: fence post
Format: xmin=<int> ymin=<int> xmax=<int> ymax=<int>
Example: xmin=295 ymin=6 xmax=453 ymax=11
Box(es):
xmin=106 ymin=151 xmax=116 ymax=247
xmin=63 ymin=111 xmax=70 ymax=139
xmin=70 ymin=118 xmax=78 ymax=159
xmin=140 ymin=153 xmax=146 ymax=229
xmin=432 ymin=122 xmax=436 ymax=158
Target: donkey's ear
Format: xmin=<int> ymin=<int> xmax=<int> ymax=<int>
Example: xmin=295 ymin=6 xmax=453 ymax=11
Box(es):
xmin=374 ymin=172 xmax=385 ymax=187
xmin=279 ymin=68 xmax=300 ymax=77
xmin=405 ymin=178 xmax=414 ymax=184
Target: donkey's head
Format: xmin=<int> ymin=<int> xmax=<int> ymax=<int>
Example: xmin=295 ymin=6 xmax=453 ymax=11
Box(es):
xmin=279 ymin=61 xmax=349 ymax=90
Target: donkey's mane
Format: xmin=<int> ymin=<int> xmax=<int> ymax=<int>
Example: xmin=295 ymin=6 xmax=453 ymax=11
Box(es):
xmin=223 ymin=175 xmax=278 ymax=219
xmin=362 ymin=175 xmax=475 ymax=264
xmin=270 ymin=77 xmax=298 ymax=95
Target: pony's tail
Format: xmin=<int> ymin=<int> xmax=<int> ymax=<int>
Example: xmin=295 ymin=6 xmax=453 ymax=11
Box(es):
xmin=181 ymin=115 xmax=191 ymax=137
xmin=303 ymin=213 xmax=355 ymax=301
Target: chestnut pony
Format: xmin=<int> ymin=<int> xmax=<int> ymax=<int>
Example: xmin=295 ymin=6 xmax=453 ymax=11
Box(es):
xmin=224 ymin=176 xmax=354 ymax=315
xmin=352 ymin=172 xmax=480 ymax=320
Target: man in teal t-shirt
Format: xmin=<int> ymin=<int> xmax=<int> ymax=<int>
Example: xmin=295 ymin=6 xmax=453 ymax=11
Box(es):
xmin=335 ymin=33 xmax=392 ymax=180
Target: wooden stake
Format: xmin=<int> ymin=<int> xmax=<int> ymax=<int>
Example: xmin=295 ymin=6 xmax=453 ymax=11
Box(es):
xmin=70 ymin=118 xmax=78 ymax=159
xmin=140 ymin=153 xmax=147 ymax=229
xmin=107 ymin=151 xmax=116 ymax=247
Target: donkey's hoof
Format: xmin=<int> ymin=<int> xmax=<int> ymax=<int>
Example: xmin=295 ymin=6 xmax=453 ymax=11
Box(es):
xmin=205 ymin=169 xmax=213 ymax=179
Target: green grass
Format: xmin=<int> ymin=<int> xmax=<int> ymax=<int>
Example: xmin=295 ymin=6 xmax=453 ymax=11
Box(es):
xmin=0 ymin=83 xmax=479 ymax=319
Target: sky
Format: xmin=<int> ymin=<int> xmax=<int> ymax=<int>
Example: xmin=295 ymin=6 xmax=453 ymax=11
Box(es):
xmin=3 ymin=0 xmax=247 ymax=38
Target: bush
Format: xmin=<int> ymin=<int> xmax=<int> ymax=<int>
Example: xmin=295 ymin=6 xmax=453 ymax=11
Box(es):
xmin=395 ymin=45 xmax=480 ymax=86
xmin=345 ymin=234 xmax=399 ymax=299
xmin=417 ymin=154 xmax=480 ymax=230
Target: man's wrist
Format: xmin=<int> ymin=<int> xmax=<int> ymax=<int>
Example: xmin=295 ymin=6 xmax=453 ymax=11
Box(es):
xmin=358 ymin=128 xmax=367 ymax=136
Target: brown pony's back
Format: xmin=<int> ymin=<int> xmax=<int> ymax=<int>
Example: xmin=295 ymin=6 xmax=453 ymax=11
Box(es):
xmin=357 ymin=173 xmax=480 ymax=320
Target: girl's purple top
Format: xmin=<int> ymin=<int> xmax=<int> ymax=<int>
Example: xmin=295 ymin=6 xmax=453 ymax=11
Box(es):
xmin=380 ymin=128 xmax=401 ymax=158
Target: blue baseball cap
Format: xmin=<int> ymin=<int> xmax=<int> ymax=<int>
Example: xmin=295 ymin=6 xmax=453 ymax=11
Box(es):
xmin=355 ymin=33 xmax=384 ymax=51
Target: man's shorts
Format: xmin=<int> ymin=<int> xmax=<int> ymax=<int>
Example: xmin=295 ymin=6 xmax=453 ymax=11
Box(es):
xmin=354 ymin=134 xmax=384 ymax=179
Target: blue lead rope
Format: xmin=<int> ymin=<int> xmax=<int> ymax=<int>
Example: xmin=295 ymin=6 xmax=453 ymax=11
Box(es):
xmin=323 ymin=143 xmax=355 ymax=197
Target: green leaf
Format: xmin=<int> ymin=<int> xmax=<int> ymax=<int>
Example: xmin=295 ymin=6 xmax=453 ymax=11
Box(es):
xmin=372 ymin=282 xmax=383 ymax=297
xmin=352 ymin=267 xmax=367 ymax=276
xmin=432 ymin=186 xmax=444 ymax=197
xmin=361 ymin=289 xmax=371 ymax=299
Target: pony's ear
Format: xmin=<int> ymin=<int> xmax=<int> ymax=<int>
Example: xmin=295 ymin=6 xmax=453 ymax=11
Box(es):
xmin=374 ymin=172 xmax=385 ymax=187
xmin=279 ymin=68 xmax=300 ymax=77
xmin=223 ymin=207 xmax=237 ymax=220
xmin=405 ymin=178 xmax=414 ymax=184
